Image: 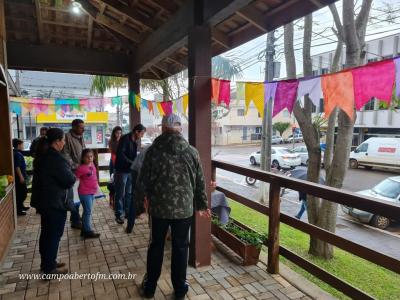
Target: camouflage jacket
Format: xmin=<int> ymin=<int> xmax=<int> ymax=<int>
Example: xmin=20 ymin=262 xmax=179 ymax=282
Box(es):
xmin=135 ymin=132 xmax=208 ymax=219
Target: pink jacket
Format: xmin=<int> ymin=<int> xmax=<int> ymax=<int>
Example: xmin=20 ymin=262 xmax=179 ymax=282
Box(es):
xmin=75 ymin=163 xmax=98 ymax=195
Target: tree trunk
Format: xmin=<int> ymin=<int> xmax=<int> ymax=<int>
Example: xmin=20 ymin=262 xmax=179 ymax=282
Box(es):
xmin=317 ymin=0 xmax=372 ymax=258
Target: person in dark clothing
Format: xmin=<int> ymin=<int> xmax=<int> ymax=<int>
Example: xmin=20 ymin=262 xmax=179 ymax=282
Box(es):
xmin=31 ymin=128 xmax=76 ymax=276
xmin=295 ymin=191 xmax=307 ymax=219
xmin=12 ymin=139 xmax=29 ymax=215
xmin=30 ymin=127 xmax=48 ymax=157
xmin=114 ymin=124 xmax=146 ymax=224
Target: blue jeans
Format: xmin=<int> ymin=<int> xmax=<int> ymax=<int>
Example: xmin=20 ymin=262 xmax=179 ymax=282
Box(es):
xmin=126 ymin=171 xmax=138 ymax=233
xmin=114 ymin=172 xmax=132 ymax=218
xmin=79 ymin=194 xmax=95 ymax=232
xmin=39 ymin=209 xmax=67 ymax=273
xmin=143 ymin=217 xmax=191 ymax=298
xmin=70 ymin=202 xmax=81 ymax=225
xmin=296 ymin=200 xmax=307 ymax=219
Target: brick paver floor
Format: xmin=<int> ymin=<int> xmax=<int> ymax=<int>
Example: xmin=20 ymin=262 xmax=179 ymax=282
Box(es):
xmin=0 ymin=199 xmax=311 ymax=300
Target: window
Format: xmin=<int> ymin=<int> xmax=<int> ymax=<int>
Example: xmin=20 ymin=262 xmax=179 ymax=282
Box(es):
xmin=237 ymin=109 xmax=245 ymax=116
xmin=258 ymin=112 xmax=261 ymax=118
xmin=321 ymin=68 xmax=329 ymax=75
xmin=367 ymin=58 xmax=378 ymax=63
xmin=255 ymin=127 xmax=262 ymax=134
xmin=319 ymin=99 xmax=324 ymax=113
xmin=84 ymin=128 xmax=92 ymax=144
xmin=312 ymin=70 xmax=319 ymax=76
xmin=96 ymin=126 xmax=104 ymax=144
xmin=364 ymin=99 xmax=375 ymax=111
xmin=219 ymin=127 xmax=222 ymax=134
xmin=25 ymin=126 xmax=36 ymax=140
xmin=357 ymin=143 xmax=368 ymax=153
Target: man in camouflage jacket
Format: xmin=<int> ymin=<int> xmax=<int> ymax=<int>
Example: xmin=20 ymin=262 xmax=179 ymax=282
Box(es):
xmin=135 ymin=113 xmax=210 ymax=300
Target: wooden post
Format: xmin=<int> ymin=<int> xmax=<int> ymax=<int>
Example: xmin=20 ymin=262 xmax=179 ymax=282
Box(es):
xmin=0 ymin=0 xmax=7 ymax=70
xmin=267 ymin=182 xmax=281 ymax=273
xmin=128 ymin=72 xmax=141 ymax=130
xmin=188 ymin=19 xmax=212 ymax=266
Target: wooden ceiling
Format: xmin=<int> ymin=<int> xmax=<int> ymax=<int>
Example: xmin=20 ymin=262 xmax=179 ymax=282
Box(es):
xmin=5 ymin=0 xmax=338 ymax=79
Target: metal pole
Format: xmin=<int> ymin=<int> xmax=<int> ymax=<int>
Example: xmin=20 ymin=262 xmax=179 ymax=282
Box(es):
xmin=28 ymin=111 xmax=32 ymax=140
xmin=16 ymin=114 xmax=20 ymax=138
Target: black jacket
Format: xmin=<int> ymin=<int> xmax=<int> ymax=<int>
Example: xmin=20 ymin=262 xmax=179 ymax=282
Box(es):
xmin=114 ymin=133 xmax=138 ymax=173
xmin=31 ymin=148 xmax=76 ymax=212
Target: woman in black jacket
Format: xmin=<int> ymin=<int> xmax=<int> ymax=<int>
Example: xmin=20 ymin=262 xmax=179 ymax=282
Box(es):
xmin=31 ymin=128 xmax=76 ymax=275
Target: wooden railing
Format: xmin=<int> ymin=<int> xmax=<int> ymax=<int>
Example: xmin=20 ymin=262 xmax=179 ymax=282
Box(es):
xmin=212 ymin=159 xmax=400 ymax=300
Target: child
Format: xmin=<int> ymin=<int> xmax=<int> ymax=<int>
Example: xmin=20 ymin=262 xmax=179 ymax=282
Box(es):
xmin=75 ymin=149 xmax=100 ymax=239
xmin=12 ymin=139 xmax=29 ymax=216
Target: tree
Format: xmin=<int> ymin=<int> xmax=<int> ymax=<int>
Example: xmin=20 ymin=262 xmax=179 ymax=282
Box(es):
xmin=90 ymin=76 xmax=127 ymax=126
xmin=272 ymin=122 xmax=291 ymax=137
xmin=285 ymin=0 xmax=373 ymax=259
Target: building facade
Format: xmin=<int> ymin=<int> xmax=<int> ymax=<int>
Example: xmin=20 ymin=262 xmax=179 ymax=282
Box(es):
xmin=311 ymin=33 xmax=400 ymax=145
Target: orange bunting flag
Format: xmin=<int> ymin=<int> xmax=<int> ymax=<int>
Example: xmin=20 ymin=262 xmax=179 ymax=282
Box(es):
xmin=322 ymin=71 xmax=355 ymax=120
xmin=211 ymin=78 xmax=220 ymax=104
xmin=211 ymin=78 xmax=231 ymax=107
xmin=148 ymin=101 xmax=154 ymax=114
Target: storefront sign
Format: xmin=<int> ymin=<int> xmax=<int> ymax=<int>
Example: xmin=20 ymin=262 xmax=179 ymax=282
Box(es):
xmin=56 ymin=111 xmax=87 ymax=120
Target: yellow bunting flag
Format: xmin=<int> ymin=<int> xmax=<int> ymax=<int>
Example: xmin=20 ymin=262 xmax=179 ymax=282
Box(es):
xmin=245 ymin=82 xmax=264 ymax=117
xmin=156 ymin=102 xmax=165 ymax=116
xmin=182 ymin=94 xmax=189 ymax=115
xmin=135 ymin=94 xmax=141 ymax=111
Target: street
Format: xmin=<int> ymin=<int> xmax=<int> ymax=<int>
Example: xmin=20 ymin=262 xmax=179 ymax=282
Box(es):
xmin=212 ymin=143 xmax=400 ymax=260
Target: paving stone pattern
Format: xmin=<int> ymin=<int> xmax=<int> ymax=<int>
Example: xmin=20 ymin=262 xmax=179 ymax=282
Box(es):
xmin=0 ymin=199 xmax=310 ymax=300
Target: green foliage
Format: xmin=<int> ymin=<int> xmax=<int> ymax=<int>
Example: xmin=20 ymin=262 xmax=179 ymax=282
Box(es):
xmin=90 ymin=76 xmax=127 ymax=96
xmin=229 ymin=200 xmax=400 ymax=300
xmin=272 ymin=122 xmax=291 ymax=136
xmin=212 ymin=56 xmax=243 ymax=80
xmin=212 ymin=216 xmax=267 ymax=248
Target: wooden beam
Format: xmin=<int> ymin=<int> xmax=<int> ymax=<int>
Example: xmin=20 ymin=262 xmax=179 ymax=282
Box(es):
xmin=235 ymin=5 xmax=268 ymax=32
xmin=35 ymin=0 xmax=44 ymax=43
xmin=188 ymin=24 xmax=212 ymax=268
xmin=308 ymin=0 xmax=324 ymax=8
xmin=98 ymin=0 xmax=155 ymax=31
xmin=77 ymin=0 xmax=140 ymax=42
xmin=41 ymin=20 xmax=89 ymax=29
xmin=211 ymin=28 xmax=230 ymax=48
xmin=7 ymin=42 xmax=133 ymax=76
xmin=134 ymin=0 xmax=253 ymax=72
xmin=152 ymin=63 xmax=172 ymax=76
xmin=87 ymin=17 xmax=93 ymax=48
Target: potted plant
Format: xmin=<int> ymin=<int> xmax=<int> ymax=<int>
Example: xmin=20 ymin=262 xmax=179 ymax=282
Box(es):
xmin=211 ymin=217 xmax=266 ymax=265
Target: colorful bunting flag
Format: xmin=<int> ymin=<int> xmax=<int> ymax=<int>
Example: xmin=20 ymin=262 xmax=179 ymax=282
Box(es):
xmin=352 ymin=60 xmax=395 ymax=110
xmin=244 ymin=82 xmax=264 ymax=116
xmin=394 ymin=57 xmax=400 ymax=98
xmin=111 ymin=96 xmax=122 ymax=106
xmin=148 ymin=101 xmax=154 ymax=114
xmin=135 ymin=95 xmax=141 ymax=111
xmin=211 ymin=78 xmax=220 ymax=104
xmin=175 ymin=97 xmax=183 ymax=114
xmin=296 ymin=77 xmax=322 ymax=107
xmin=160 ymin=101 xmax=173 ymax=116
xmin=183 ymin=94 xmax=189 ymax=115
xmin=322 ymin=71 xmax=354 ymax=120
xmin=273 ymin=80 xmax=299 ymax=117
xmin=10 ymin=102 xmax=22 ymax=115
xmin=264 ymin=82 xmax=278 ymax=103
xmin=156 ymin=102 xmax=165 ymax=116
xmin=219 ymin=80 xmax=231 ymax=107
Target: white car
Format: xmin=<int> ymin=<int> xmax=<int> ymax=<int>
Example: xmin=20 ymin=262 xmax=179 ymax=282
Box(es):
xmin=141 ymin=137 xmax=152 ymax=146
xmin=271 ymin=135 xmax=283 ymax=144
xmin=342 ymin=176 xmax=400 ymax=229
xmin=292 ymin=146 xmax=308 ymax=165
xmin=249 ymin=147 xmax=302 ymax=169
xmin=285 ymin=134 xmax=303 ymax=143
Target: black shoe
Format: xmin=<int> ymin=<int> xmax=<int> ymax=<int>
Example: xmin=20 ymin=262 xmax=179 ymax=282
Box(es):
xmin=82 ymin=231 xmax=100 ymax=239
xmin=126 ymin=228 xmax=132 ymax=234
xmin=140 ymin=277 xmax=155 ymax=298
xmin=42 ymin=267 xmax=68 ymax=280
xmin=115 ymin=217 xmax=124 ymax=224
xmin=71 ymin=223 xmax=82 ymax=229
xmin=17 ymin=211 xmax=27 ymax=216
xmin=40 ymin=262 xmax=66 ymax=271
xmin=22 ymin=206 xmax=30 ymax=211
xmin=175 ymin=296 xmax=186 ymax=300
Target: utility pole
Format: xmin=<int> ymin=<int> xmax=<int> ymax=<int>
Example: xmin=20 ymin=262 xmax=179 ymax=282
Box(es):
xmin=259 ymin=30 xmax=275 ymax=203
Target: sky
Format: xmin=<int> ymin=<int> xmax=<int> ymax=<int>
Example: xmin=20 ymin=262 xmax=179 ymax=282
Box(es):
xmin=10 ymin=0 xmax=400 ymax=104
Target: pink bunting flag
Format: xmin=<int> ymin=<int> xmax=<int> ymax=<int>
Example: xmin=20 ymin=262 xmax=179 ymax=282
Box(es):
xmin=352 ymin=60 xmax=395 ymax=110
xmin=219 ymin=80 xmax=231 ymax=107
xmin=160 ymin=101 xmax=173 ymax=116
xmin=273 ymin=80 xmax=299 ymax=117
xmin=395 ymin=57 xmax=400 ymax=98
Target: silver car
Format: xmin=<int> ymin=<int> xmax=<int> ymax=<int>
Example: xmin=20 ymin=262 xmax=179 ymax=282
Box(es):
xmin=271 ymin=135 xmax=283 ymax=144
xmin=342 ymin=176 xmax=400 ymax=229
xmin=292 ymin=146 xmax=308 ymax=165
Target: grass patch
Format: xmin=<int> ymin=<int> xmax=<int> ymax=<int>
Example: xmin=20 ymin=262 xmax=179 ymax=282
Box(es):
xmin=229 ymin=200 xmax=400 ymax=300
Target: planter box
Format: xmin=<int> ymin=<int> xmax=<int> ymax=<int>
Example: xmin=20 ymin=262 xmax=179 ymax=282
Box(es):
xmin=211 ymin=219 xmax=261 ymax=266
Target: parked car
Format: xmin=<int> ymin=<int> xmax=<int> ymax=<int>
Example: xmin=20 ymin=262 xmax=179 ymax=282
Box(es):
xmin=342 ymin=176 xmax=400 ymax=229
xmin=249 ymin=147 xmax=302 ymax=169
xmin=271 ymin=135 xmax=283 ymax=144
xmin=292 ymin=146 xmax=308 ymax=165
xmin=141 ymin=137 xmax=152 ymax=146
xmin=349 ymin=137 xmax=400 ymax=170
xmin=285 ymin=134 xmax=303 ymax=143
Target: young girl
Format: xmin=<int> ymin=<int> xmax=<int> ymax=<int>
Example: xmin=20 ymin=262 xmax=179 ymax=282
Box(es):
xmin=75 ymin=149 xmax=100 ymax=239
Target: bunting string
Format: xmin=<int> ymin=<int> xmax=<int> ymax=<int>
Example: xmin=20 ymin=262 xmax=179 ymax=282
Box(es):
xmin=8 ymin=56 xmax=400 ymax=120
